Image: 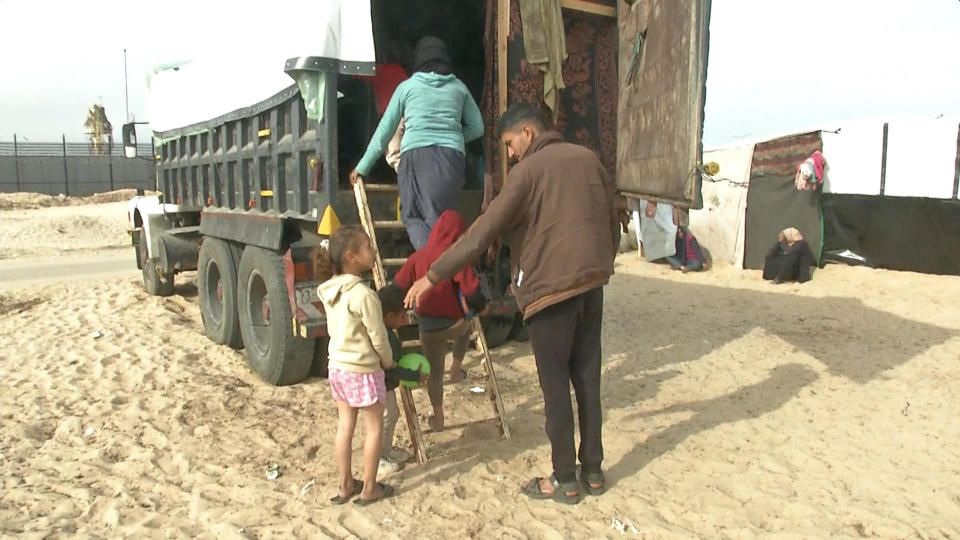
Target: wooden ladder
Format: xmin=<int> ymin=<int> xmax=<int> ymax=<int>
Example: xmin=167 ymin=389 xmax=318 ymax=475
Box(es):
xmin=353 ymin=179 xmax=511 ymax=464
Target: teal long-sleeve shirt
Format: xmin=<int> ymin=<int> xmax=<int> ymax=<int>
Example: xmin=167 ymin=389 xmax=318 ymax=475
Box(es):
xmin=355 ymin=72 xmax=484 ymax=177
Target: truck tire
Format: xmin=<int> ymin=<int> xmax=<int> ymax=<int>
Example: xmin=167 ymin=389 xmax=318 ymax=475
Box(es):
xmin=198 ymin=238 xmax=242 ymax=349
xmin=311 ymin=336 xmax=330 ymax=378
xmin=237 ymin=246 xmax=313 ymax=385
xmin=139 ymin=229 xmax=175 ymax=296
xmin=509 ymin=313 xmax=530 ymax=342
xmin=481 ymin=315 xmax=514 ymax=349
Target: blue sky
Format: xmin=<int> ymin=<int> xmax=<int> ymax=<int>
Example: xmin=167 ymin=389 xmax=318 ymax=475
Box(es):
xmin=1 ymin=0 xmax=958 ymax=145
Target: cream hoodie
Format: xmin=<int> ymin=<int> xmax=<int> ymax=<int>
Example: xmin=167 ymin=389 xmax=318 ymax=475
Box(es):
xmin=317 ymin=274 xmax=393 ymax=373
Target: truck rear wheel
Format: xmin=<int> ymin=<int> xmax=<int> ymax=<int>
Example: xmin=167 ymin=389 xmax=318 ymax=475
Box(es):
xmin=509 ymin=313 xmax=530 ymax=342
xmin=198 ymin=238 xmax=242 ymax=349
xmin=139 ymin=229 xmax=174 ymax=296
xmin=237 ymin=246 xmax=313 ymax=385
xmin=481 ymin=315 xmax=515 ymax=349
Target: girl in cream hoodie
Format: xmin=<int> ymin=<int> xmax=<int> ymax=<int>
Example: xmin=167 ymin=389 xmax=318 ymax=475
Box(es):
xmin=315 ymin=225 xmax=396 ymax=506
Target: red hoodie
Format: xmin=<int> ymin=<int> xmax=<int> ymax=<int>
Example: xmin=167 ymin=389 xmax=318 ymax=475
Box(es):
xmin=394 ymin=211 xmax=485 ymax=319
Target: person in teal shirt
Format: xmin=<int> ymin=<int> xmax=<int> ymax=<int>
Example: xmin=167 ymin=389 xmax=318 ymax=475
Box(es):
xmin=349 ymin=36 xmax=484 ymax=249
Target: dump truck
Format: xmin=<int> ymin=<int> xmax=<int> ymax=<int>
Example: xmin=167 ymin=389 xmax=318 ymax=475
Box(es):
xmin=122 ymin=0 xmax=711 ymax=386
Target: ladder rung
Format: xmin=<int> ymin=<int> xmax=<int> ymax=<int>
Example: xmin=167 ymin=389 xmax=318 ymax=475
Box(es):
xmin=402 ymin=340 xmax=421 ymax=349
xmin=373 ymin=220 xmax=406 ymax=229
xmin=382 ymin=258 xmax=407 ymax=266
xmin=364 ymin=184 xmax=400 ymax=192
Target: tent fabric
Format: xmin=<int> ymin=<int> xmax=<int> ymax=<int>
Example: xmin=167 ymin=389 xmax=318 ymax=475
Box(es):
xmin=147 ymin=0 xmax=375 ymax=133
xmin=821 ymin=120 xmax=884 ymax=195
xmin=820 ymin=116 xmax=960 ymax=198
xmin=822 ymin=194 xmax=960 ymax=276
xmin=884 ymin=118 xmax=959 ymax=199
xmin=691 ymin=143 xmax=754 ymax=266
xmin=742 ymin=174 xmax=822 ymax=270
xmin=635 ymin=200 xmax=678 ymax=261
xmin=480 ymin=0 xmax=618 ymax=198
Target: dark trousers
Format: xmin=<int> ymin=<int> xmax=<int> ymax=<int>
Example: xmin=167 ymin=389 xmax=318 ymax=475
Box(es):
xmin=397 ymin=146 xmax=465 ymax=250
xmin=527 ymin=287 xmax=604 ymax=483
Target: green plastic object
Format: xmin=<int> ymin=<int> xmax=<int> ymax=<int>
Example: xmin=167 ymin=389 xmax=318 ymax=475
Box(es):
xmin=397 ymin=353 xmax=430 ymax=388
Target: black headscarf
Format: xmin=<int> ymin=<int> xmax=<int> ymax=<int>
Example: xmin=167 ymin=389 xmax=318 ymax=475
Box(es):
xmin=413 ymin=36 xmax=452 ymax=75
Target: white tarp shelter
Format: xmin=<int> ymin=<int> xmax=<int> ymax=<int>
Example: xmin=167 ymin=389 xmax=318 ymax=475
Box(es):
xmin=675 ymin=115 xmax=959 ymax=269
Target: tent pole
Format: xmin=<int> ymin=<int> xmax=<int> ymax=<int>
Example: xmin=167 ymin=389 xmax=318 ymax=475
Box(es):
xmin=952 ymin=122 xmax=959 ymax=200
xmin=879 ymin=123 xmax=889 ymax=196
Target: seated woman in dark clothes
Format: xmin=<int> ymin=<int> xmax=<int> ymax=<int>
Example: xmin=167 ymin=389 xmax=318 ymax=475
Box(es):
xmin=763 ymin=227 xmax=814 ymax=284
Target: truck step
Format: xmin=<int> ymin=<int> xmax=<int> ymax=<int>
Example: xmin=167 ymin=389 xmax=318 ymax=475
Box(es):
xmin=372 ymin=220 xmax=406 ymax=229
xmin=382 ymin=258 xmax=408 ymax=266
xmin=364 ymin=183 xmax=400 ymax=192
xmin=401 ymin=340 xmax=421 ymax=349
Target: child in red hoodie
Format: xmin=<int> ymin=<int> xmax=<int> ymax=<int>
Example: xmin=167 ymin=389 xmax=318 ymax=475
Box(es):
xmin=392 ymin=210 xmax=486 ymax=432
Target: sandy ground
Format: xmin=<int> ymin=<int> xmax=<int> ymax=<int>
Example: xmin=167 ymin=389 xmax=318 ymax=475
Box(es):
xmin=1 ymin=200 xmax=959 ymax=538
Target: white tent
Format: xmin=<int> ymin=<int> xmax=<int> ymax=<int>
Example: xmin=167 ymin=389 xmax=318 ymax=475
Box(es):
xmin=822 ymin=116 xmax=959 ymax=199
xmin=682 ymin=115 xmax=959 ymax=270
xmin=690 ymin=142 xmax=754 ymax=266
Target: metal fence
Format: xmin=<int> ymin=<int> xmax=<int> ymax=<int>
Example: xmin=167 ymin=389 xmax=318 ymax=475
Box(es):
xmin=0 ymin=135 xmax=157 ymax=196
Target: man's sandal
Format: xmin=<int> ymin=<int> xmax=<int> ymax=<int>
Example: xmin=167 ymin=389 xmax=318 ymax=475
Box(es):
xmin=521 ymin=474 xmax=583 ymax=505
xmin=580 ymin=470 xmax=606 ymax=496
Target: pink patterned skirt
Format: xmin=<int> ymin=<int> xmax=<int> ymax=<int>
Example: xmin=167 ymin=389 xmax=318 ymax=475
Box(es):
xmin=328 ymin=368 xmax=386 ymax=408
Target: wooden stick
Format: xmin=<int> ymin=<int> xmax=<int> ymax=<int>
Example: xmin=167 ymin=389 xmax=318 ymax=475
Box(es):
xmin=472 ymin=318 xmax=511 ymax=439
xmin=399 ymin=386 xmax=427 ymax=463
xmin=354 ymin=179 xmax=428 ymax=461
xmin=352 ymin=179 xmax=387 ymax=289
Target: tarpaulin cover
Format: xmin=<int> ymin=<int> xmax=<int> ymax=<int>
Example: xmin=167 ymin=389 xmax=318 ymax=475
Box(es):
xmin=742 ymin=174 xmax=822 ymax=270
xmin=636 ymin=199 xmax=679 ymax=261
xmin=821 ymin=194 xmax=960 ymax=276
xmin=147 ymin=0 xmax=374 ymax=134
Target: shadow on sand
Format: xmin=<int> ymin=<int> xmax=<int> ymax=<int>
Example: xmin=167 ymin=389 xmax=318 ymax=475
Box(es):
xmin=400 ymin=271 xmax=956 ymax=492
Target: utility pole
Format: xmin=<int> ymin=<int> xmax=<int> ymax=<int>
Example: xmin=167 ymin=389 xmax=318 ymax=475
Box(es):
xmin=124 ymin=48 xmax=130 ymax=122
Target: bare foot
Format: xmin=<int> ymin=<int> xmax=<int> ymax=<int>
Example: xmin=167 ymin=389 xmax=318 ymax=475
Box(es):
xmin=448 ymin=367 xmax=466 ymax=383
xmin=340 ymin=478 xmax=358 ymax=500
xmin=360 ymin=481 xmax=386 ymax=500
xmin=428 ymin=414 xmax=444 ymax=432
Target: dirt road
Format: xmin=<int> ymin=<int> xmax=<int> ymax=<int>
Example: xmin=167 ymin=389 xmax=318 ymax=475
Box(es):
xmin=0 ymin=249 xmax=138 ymax=290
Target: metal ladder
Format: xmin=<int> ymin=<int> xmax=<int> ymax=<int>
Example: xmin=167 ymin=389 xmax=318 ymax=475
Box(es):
xmin=353 ymin=179 xmax=511 ymax=464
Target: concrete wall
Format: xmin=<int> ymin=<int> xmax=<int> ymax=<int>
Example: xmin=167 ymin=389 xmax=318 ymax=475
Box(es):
xmin=0 ymin=156 xmax=155 ymax=196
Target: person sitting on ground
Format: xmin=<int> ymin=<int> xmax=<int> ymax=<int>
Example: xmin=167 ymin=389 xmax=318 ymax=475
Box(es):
xmin=665 ymin=226 xmax=706 ymax=273
xmin=375 ymin=284 xmax=429 ymax=476
xmin=392 ymin=210 xmax=487 ymax=432
xmin=763 ymin=227 xmax=814 ymax=284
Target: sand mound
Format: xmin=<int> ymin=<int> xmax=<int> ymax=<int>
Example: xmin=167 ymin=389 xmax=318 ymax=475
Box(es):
xmin=0 ymin=201 xmax=130 ymax=259
xmin=0 ymin=189 xmax=149 ymax=211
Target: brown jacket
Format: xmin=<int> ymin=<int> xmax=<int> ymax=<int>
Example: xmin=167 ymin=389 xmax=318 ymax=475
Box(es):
xmin=428 ymin=131 xmax=621 ymax=319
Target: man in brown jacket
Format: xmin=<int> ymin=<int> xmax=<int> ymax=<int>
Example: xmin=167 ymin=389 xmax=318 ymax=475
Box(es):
xmin=404 ymin=104 xmax=627 ymax=503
